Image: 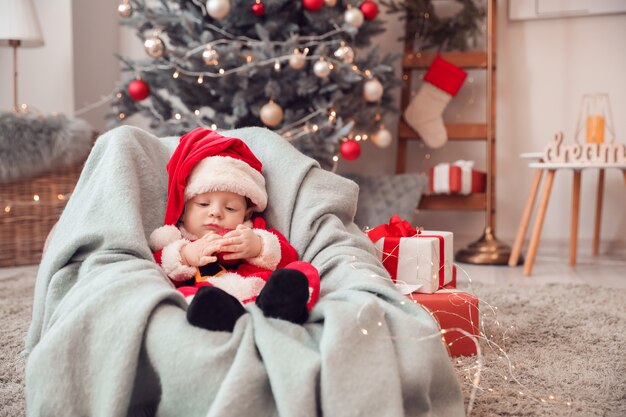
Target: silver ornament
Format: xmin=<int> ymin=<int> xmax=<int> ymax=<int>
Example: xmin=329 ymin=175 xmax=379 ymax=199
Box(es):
xmin=372 ymin=128 xmax=393 ymax=148
xmin=344 ymin=8 xmax=364 ymax=28
xmin=313 ymin=60 xmax=331 ymax=78
xmin=334 ymin=44 xmax=355 ymax=64
xmin=363 ymin=78 xmax=384 ymax=102
xmin=144 ymin=36 xmax=165 ymax=59
xmin=202 ymin=47 xmax=219 ymax=66
xmin=206 ymin=0 xmax=231 ymax=20
xmin=117 ymin=1 xmax=132 ymax=18
xmin=260 ymin=101 xmax=284 ymax=127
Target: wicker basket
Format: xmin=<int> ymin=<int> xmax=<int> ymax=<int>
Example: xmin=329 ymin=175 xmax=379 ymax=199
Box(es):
xmin=0 ymin=162 xmax=84 ymax=267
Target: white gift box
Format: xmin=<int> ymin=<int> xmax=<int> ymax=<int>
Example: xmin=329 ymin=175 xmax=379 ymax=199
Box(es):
xmin=373 ymin=230 xmax=454 ymax=294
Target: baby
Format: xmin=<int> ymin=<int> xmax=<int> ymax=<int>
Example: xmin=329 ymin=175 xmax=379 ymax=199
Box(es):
xmin=149 ymin=128 xmax=320 ymax=332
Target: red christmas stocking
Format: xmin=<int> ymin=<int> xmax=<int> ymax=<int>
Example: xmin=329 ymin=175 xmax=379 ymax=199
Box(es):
xmin=403 ymin=55 xmax=467 ymax=148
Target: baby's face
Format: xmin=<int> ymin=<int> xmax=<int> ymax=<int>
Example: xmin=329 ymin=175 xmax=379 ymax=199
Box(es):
xmin=182 ymin=190 xmax=249 ymax=238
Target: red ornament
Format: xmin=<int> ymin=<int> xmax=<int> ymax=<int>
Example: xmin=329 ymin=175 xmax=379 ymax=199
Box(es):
xmin=340 ymin=139 xmax=361 ymax=161
xmin=359 ymin=1 xmax=379 ymax=20
xmin=127 ymin=79 xmax=150 ymax=101
xmin=252 ymin=1 xmax=265 ymax=16
xmin=302 ymin=0 xmax=324 ymax=12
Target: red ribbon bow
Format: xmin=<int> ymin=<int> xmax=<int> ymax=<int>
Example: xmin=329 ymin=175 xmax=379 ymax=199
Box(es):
xmin=367 ymin=215 xmax=417 ymax=243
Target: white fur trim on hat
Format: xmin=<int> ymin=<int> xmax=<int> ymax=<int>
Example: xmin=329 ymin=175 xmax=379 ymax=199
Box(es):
xmin=185 ymin=156 xmax=267 ymax=211
xmin=149 ymin=225 xmax=183 ymax=251
xmin=247 ymin=229 xmax=281 ymax=271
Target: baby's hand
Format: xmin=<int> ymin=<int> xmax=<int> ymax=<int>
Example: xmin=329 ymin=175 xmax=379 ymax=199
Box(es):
xmin=220 ymin=224 xmax=262 ymax=261
xmin=181 ymin=233 xmax=222 ymax=267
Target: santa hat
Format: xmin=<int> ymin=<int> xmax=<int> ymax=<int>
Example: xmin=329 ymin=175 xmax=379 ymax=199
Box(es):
xmin=150 ymin=128 xmax=267 ymax=250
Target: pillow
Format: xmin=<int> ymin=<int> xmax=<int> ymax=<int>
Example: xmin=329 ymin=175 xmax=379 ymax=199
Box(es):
xmin=342 ymin=173 xmax=428 ymax=229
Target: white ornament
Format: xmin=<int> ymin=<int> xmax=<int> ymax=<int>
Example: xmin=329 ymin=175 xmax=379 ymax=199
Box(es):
xmin=313 ymin=60 xmax=331 ymax=78
xmin=207 ymin=0 xmax=231 ymax=20
xmin=372 ymin=128 xmax=393 ymax=148
xmin=363 ymin=78 xmax=384 ymax=102
xmin=289 ymin=52 xmax=307 ymax=70
xmin=260 ymin=101 xmax=284 ymax=127
xmin=202 ymin=47 xmax=219 ymax=65
xmin=144 ymin=36 xmax=165 ymax=59
xmin=344 ymin=8 xmax=364 ymax=28
xmin=324 ymin=0 xmax=337 ymax=6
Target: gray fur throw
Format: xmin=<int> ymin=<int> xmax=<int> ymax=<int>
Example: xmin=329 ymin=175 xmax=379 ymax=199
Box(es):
xmin=0 ymin=112 xmax=93 ymax=184
xmin=342 ymin=172 xmax=428 ymax=229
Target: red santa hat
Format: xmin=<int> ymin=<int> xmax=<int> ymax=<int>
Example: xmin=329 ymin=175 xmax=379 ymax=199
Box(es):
xmin=150 ymin=128 xmax=267 ymax=250
xmin=167 ymin=128 xmax=267 ymax=220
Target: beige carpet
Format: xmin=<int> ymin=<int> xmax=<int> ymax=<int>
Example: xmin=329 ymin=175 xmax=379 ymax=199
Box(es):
xmin=2 ymin=268 xmax=625 ymax=416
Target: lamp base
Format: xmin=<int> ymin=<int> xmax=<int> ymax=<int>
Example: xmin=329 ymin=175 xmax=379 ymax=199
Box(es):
xmin=455 ymin=227 xmax=516 ymax=265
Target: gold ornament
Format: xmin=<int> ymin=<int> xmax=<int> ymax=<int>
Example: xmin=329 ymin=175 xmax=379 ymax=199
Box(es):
xmin=260 ymin=100 xmax=284 ymax=127
xmin=202 ymin=46 xmax=219 ymax=66
xmin=324 ymin=0 xmax=337 ymax=6
xmin=144 ymin=35 xmax=165 ymax=59
xmin=117 ymin=1 xmax=132 ymax=18
xmin=334 ymin=43 xmax=355 ymax=64
xmin=289 ymin=50 xmax=307 ymax=70
xmin=372 ymin=128 xmax=393 ymax=148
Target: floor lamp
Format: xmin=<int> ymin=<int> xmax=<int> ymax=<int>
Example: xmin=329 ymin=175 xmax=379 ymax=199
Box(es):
xmin=0 ymin=0 xmax=44 ymax=112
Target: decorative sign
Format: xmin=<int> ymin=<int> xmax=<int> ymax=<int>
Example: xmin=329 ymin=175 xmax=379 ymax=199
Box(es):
xmin=543 ymin=132 xmax=626 ymax=164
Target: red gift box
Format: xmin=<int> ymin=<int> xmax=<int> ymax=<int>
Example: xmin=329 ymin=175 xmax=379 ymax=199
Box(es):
xmin=407 ymin=278 xmax=480 ymax=357
xmin=429 ymin=161 xmax=486 ymax=195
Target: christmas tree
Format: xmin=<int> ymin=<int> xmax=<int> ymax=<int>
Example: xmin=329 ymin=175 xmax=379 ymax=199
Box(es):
xmin=109 ymin=0 xmax=400 ymax=170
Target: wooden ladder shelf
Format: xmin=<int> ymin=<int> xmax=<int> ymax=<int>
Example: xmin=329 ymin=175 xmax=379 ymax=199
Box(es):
xmin=395 ymin=0 xmax=512 ymax=264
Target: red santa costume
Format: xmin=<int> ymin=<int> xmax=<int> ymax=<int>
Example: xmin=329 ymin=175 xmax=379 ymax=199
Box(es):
xmin=149 ymin=128 xmax=320 ymax=311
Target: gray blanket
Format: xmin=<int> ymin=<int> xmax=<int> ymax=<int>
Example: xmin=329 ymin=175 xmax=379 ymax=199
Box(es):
xmin=24 ymin=126 xmax=464 ymax=417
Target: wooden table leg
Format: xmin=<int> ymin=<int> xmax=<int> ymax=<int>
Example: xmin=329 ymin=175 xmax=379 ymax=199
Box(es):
xmin=509 ymin=169 xmax=543 ymax=266
xmin=570 ymin=170 xmax=582 ymax=265
xmin=524 ymin=170 xmax=556 ymax=276
xmin=593 ymin=169 xmax=605 ymax=256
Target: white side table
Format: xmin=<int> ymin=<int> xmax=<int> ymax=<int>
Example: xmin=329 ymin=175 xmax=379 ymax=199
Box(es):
xmin=508 ymin=153 xmax=626 ymax=276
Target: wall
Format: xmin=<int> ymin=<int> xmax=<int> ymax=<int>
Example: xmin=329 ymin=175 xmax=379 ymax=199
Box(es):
xmin=1 ymin=0 xmax=624 ymax=251
xmin=0 ymin=0 xmax=74 ymax=114
xmin=71 ymin=0 xmax=120 ymax=130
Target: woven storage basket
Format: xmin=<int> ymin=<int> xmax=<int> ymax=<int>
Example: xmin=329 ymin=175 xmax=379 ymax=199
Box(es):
xmin=0 ymin=162 xmax=84 ymax=267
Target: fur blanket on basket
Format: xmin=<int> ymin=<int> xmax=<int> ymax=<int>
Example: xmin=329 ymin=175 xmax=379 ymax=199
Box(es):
xmin=0 ymin=112 xmax=93 ymax=184
xmin=24 ymin=126 xmax=464 ymax=417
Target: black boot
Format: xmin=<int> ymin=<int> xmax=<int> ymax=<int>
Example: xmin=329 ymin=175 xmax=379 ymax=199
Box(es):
xmin=256 ymin=269 xmax=310 ymax=324
xmin=186 ymin=286 xmax=246 ymax=332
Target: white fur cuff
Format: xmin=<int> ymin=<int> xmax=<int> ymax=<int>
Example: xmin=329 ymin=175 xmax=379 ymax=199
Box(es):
xmin=161 ymin=239 xmax=197 ymax=281
xmin=247 ymin=229 xmax=281 ymax=271
xmin=149 ymin=225 xmax=182 ymax=251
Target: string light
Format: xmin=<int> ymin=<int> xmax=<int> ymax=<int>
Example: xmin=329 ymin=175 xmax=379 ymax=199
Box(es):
xmin=197 ymin=76 xmax=204 ymax=84
xmin=355 ymin=249 xmax=580 ymax=414
xmin=33 ymin=195 xmax=39 ymax=201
